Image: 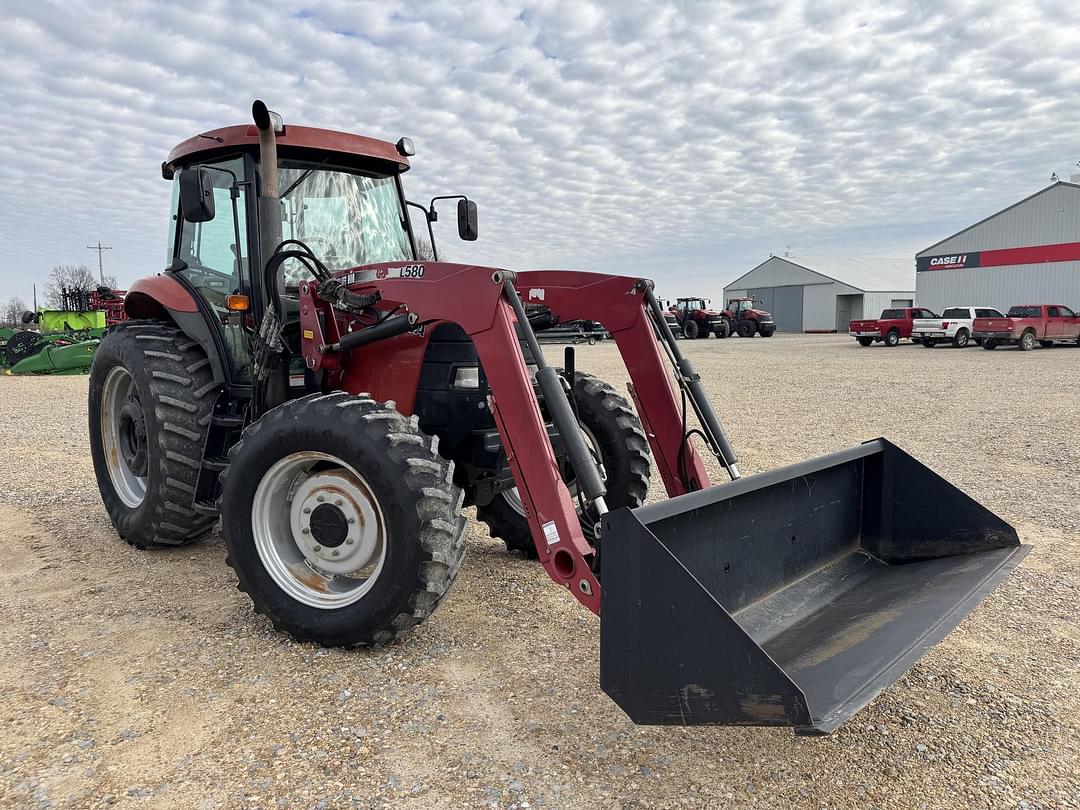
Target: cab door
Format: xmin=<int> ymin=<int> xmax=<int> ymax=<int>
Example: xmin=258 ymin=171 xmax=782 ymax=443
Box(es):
xmin=1060 ymin=306 xmax=1080 ymax=340
xmin=169 ymin=156 xmax=255 ymax=383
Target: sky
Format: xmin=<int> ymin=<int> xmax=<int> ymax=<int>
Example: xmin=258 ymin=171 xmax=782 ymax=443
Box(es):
xmin=1 ymin=0 xmax=1078 ymax=308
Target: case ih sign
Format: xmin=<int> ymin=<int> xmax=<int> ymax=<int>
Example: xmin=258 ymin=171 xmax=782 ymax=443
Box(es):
xmin=918 ymin=241 xmax=1080 ymax=272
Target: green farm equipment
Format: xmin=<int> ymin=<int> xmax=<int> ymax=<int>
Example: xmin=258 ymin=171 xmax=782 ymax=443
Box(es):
xmin=6 ymin=338 xmax=99 ymax=375
xmin=3 ymin=287 xmax=124 ymax=375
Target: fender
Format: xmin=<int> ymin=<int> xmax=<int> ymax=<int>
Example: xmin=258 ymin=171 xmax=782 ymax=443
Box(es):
xmin=124 ymin=274 xmax=229 ymax=385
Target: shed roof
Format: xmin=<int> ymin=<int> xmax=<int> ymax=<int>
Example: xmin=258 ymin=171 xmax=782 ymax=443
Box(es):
xmin=727 ymin=255 xmax=914 ymax=292
xmin=917 ymin=181 xmax=1080 ymax=257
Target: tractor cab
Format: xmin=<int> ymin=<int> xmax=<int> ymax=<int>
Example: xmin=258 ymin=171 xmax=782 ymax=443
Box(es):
xmin=728 ymin=297 xmax=757 ymax=314
xmin=156 ymin=112 xmax=476 ymax=386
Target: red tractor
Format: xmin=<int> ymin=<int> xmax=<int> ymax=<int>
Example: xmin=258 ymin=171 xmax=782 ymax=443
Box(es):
xmin=723 ymin=297 xmax=776 ymax=337
xmin=665 ymin=297 xmax=730 ymax=339
xmin=87 ymin=101 xmax=1028 ymax=735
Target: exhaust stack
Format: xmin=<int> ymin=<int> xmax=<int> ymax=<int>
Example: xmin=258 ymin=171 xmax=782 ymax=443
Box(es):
xmin=252 ymin=100 xmax=283 ymax=263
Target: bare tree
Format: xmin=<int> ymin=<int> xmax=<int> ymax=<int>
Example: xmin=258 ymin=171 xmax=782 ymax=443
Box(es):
xmin=45 ymin=264 xmax=117 ymax=308
xmin=2 ymin=296 xmax=27 ymax=328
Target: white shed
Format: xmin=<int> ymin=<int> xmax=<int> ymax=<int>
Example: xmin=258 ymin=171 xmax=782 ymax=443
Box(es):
xmin=723 ymin=256 xmax=916 ymax=332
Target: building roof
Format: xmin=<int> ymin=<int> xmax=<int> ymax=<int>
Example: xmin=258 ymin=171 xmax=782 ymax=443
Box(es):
xmin=727 ymin=255 xmax=914 ymax=292
xmin=917 ymin=181 xmax=1080 ymax=256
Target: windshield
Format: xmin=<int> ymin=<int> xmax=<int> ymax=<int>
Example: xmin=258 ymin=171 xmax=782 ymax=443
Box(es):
xmin=1007 ymin=306 xmax=1040 ymax=317
xmin=681 ymin=299 xmax=706 ymax=310
xmin=278 ymin=163 xmax=411 ymax=283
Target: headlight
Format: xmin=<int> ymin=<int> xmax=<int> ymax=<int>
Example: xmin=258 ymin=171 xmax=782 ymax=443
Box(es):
xmin=452 ymin=364 xmax=538 ymax=389
xmin=453 ymin=367 xmax=480 ymax=389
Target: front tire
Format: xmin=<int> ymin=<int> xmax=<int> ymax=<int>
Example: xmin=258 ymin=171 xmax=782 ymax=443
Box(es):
xmin=89 ymin=320 xmax=220 ymax=549
xmin=682 ymin=320 xmax=700 ymax=340
xmin=737 ymin=321 xmax=756 ymax=338
xmin=982 ymin=339 xmax=998 ymax=350
xmin=219 ymin=393 xmax=466 ymax=647
xmin=857 ymin=337 xmax=874 ymax=347
xmin=715 ymin=318 xmax=731 ymax=338
xmin=1039 ymin=340 xmax=1054 ymax=348
xmin=921 ymin=338 xmax=937 ymax=348
xmin=477 ymin=373 xmax=651 ymax=557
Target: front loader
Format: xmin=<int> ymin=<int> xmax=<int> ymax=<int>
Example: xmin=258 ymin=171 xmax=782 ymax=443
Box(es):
xmin=89 ymin=101 xmax=1027 ymax=735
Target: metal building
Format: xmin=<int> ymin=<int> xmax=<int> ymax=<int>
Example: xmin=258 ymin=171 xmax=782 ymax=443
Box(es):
xmin=916 ymin=181 xmax=1080 ymax=313
xmin=723 ymin=256 xmax=915 ymax=332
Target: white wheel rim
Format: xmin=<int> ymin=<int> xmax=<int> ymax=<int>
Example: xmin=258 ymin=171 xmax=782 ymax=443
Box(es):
xmin=251 ymin=451 xmax=387 ymax=609
xmin=101 ymin=366 xmax=148 ymax=508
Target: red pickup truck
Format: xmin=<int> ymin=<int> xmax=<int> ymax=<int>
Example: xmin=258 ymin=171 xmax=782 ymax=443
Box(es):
xmin=972 ymin=304 xmax=1080 ymax=350
xmin=849 ymin=307 xmax=936 ymax=347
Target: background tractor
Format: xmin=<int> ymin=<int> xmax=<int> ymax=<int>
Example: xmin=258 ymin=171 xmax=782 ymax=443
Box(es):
xmin=87 ymin=101 xmax=1028 ymax=735
xmin=724 ymin=296 xmax=776 ymax=337
xmin=665 ymin=297 xmax=730 ymax=339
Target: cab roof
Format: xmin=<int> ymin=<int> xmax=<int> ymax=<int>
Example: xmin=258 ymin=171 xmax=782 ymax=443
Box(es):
xmin=165 ymin=124 xmax=410 ymax=175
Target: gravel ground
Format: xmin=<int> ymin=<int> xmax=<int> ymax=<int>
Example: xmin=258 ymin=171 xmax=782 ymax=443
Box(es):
xmin=0 ymin=333 xmax=1077 ymax=809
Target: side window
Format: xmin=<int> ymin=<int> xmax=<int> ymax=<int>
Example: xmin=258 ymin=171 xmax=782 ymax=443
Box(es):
xmin=1047 ymin=307 xmax=1060 ymax=317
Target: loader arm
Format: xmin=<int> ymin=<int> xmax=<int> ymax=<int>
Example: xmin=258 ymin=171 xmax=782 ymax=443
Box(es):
xmin=315 ymin=263 xmax=721 ymax=613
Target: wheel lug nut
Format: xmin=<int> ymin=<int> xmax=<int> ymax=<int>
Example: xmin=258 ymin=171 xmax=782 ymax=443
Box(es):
xmin=335 ymin=498 xmax=343 ymax=506
xmin=303 ymin=507 xmax=311 ymax=514
xmin=332 ymin=550 xmax=340 ymax=557
xmin=345 ymin=538 xmax=354 ymax=545
xmin=301 ymin=528 xmax=310 ymax=535
xmin=317 ymin=495 xmax=325 ymax=503
xmin=313 ymin=545 xmax=322 ymax=552
xmin=347 ymin=517 xmax=356 ymax=524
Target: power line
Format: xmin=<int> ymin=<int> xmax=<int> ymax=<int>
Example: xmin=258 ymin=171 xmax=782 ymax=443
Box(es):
xmin=86 ymin=241 xmax=113 ymax=284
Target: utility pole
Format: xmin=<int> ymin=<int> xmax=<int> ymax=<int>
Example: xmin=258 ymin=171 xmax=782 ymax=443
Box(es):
xmin=87 ymin=241 xmax=113 ymax=284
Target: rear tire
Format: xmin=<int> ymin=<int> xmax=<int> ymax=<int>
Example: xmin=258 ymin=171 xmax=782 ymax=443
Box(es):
xmin=477 ymin=373 xmax=651 ymax=557
xmin=1019 ymin=331 xmax=1036 ymax=351
xmin=682 ymin=320 xmax=700 ymax=340
xmin=89 ymin=320 xmax=220 ymax=549
xmin=857 ymin=337 xmax=874 ymax=347
xmin=883 ymin=329 xmax=900 ymax=347
xmin=219 ymin=393 xmax=466 ymax=647
xmin=952 ymin=329 xmax=970 ymax=348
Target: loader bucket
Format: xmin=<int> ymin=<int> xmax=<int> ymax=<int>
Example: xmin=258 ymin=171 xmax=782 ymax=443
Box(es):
xmin=600 ymin=439 xmax=1028 ymax=735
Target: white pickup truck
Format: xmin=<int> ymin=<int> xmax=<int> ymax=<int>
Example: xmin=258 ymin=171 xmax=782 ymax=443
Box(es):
xmin=912 ymin=306 xmax=1005 ymax=348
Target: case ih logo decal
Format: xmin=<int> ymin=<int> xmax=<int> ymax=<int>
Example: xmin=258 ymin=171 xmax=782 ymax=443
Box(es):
xmin=918 ymin=253 xmax=978 ymax=272
xmin=917 ymin=241 xmax=1080 ymax=272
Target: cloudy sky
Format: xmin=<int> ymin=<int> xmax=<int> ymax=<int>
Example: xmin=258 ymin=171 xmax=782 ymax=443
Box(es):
xmin=1 ymin=0 xmax=1078 ymax=307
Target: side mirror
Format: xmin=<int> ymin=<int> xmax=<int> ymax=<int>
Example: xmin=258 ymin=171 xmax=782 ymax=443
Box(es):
xmin=457 ymin=198 xmax=478 ymax=241
xmin=178 ymin=167 xmax=216 ymax=223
